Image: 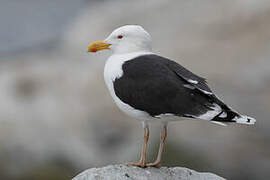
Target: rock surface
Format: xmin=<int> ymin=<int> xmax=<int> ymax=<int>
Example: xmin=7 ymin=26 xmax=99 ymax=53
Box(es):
xmin=72 ymin=164 xmax=225 ymax=180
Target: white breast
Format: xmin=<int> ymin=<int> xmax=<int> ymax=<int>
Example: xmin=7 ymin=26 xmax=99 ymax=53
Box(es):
xmin=104 ymin=51 xmax=153 ymax=121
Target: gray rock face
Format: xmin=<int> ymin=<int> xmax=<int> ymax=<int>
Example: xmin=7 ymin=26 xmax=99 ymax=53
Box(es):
xmin=72 ymin=165 xmax=225 ymax=180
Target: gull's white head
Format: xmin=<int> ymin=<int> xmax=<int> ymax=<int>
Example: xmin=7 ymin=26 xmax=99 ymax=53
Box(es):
xmin=88 ymin=25 xmax=152 ymax=54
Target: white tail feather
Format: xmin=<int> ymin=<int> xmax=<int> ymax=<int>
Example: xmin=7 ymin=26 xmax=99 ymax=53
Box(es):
xmin=233 ymin=115 xmax=256 ymax=125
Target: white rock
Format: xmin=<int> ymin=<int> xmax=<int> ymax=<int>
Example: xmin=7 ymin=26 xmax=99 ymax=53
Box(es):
xmin=72 ymin=164 xmax=225 ymax=180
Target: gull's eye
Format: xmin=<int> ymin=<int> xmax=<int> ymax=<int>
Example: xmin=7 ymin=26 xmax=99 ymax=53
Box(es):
xmin=117 ymin=35 xmax=123 ymax=39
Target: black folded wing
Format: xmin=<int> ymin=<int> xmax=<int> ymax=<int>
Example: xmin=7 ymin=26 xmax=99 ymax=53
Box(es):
xmin=113 ymin=54 xmax=236 ymax=121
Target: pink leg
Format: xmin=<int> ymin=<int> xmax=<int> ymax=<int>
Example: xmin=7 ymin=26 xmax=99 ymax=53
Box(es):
xmin=126 ymin=122 xmax=149 ymax=168
xmin=147 ymin=123 xmax=167 ymax=167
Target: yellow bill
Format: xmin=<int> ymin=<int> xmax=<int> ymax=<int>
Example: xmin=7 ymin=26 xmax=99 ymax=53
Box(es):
xmin=88 ymin=40 xmax=111 ymax=53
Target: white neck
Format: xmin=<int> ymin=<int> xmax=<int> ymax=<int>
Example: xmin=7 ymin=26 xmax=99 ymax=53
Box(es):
xmin=110 ymin=51 xmax=154 ymax=63
xmin=105 ymin=51 xmax=154 ymax=82
xmin=112 ymin=45 xmax=152 ymax=55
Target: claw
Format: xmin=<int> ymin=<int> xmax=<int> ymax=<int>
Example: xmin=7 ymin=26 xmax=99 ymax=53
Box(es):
xmin=126 ymin=161 xmax=146 ymax=168
xmin=146 ymin=162 xmax=162 ymax=168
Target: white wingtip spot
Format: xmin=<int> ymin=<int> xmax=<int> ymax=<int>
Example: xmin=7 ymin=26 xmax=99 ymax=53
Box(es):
xmin=183 ymin=84 xmax=195 ymax=90
xmin=198 ymin=89 xmax=213 ymax=95
xmin=187 ymin=79 xmax=198 ymax=84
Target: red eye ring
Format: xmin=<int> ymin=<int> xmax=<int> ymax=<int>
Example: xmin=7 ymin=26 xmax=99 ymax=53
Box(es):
xmin=117 ymin=35 xmax=123 ymax=39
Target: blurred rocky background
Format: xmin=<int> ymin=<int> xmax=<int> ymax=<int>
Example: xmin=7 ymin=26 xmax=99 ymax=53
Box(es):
xmin=0 ymin=0 xmax=269 ymax=179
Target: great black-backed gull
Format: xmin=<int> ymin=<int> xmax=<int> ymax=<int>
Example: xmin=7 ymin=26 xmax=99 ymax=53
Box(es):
xmin=88 ymin=25 xmax=256 ymax=168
